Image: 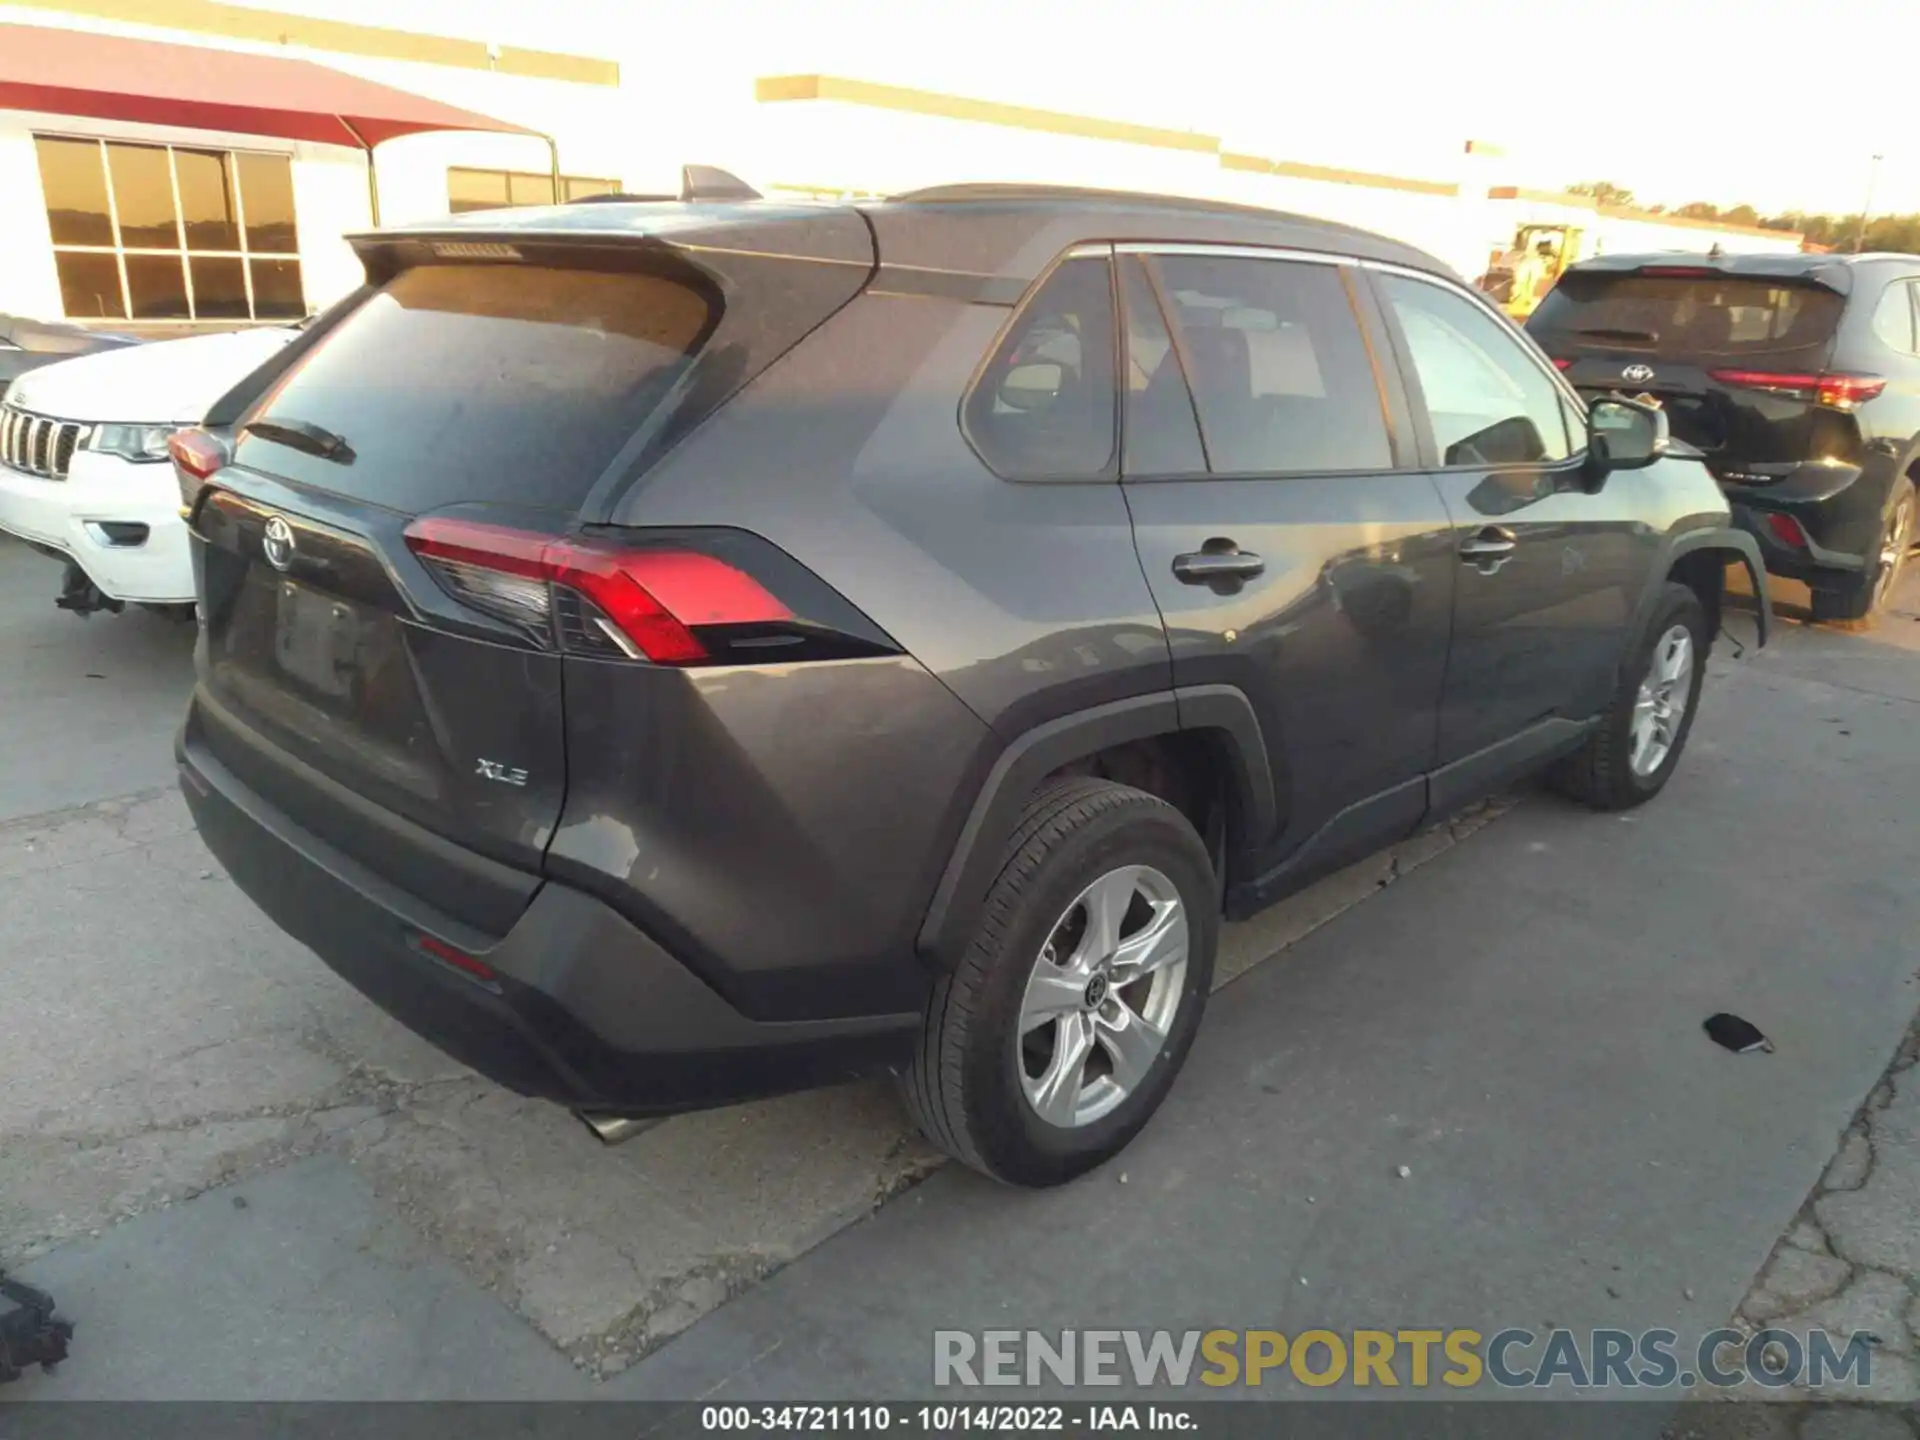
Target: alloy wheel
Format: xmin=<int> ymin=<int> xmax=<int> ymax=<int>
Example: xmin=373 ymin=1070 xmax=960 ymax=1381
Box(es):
xmin=1017 ymin=864 xmax=1189 ymax=1128
xmin=1629 ymin=624 xmax=1694 ymax=778
xmin=1873 ymin=494 xmax=1914 ymax=611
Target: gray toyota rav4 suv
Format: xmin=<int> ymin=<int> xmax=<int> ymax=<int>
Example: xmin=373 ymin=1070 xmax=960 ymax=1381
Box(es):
xmin=173 ymin=186 xmax=1771 ymax=1186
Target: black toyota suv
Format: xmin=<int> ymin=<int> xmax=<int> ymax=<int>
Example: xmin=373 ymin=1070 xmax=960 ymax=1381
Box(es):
xmin=172 ymin=186 xmax=1770 ymax=1187
xmin=1528 ymin=252 xmax=1920 ymax=623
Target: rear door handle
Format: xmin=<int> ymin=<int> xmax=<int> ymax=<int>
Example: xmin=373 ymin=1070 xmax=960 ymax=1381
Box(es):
xmin=1172 ymin=547 xmax=1264 ymax=584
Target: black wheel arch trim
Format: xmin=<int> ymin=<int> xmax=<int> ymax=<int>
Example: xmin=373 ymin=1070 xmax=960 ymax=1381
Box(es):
xmin=1646 ymin=524 xmax=1772 ymax=651
xmin=1173 ymin=683 xmax=1279 ymax=846
xmin=916 ymin=689 xmax=1275 ymax=967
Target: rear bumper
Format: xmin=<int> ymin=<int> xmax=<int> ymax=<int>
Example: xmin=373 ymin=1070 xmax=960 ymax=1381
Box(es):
xmin=0 ymin=451 xmax=193 ymax=603
xmin=1720 ymin=460 xmax=1878 ymax=585
xmin=178 ymin=731 xmax=920 ymax=1114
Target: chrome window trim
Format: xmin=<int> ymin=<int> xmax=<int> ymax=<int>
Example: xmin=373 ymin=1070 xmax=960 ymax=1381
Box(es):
xmin=1115 ymin=241 xmax=1349 ymax=267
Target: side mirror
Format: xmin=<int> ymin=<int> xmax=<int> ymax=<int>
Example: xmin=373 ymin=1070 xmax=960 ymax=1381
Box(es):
xmin=1586 ymin=396 xmax=1668 ymax=476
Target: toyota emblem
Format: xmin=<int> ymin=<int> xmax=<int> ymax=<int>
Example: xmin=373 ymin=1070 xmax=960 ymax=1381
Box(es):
xmin=1622 ymin=363 xmax=1656 ymax=384
xmin=261 ymin=515 xmax=296 ymax=572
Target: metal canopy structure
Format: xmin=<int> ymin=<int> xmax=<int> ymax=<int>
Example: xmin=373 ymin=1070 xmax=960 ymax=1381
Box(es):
xmin=0 ymin=22 xmax=557 ymax=220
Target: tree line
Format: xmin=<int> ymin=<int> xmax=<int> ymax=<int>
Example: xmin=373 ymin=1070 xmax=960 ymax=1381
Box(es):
xmin=1565 ymin=181 xmax=1920 ymax=254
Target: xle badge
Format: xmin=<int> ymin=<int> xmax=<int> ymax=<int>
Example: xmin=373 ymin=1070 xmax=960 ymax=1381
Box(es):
xmin=475 ymin=759 xmax=529 ymax=787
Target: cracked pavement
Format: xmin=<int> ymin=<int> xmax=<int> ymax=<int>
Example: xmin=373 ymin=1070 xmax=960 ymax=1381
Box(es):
xmin=7 ymin=534 xmax=1920 ymax=1406
xmin=1701 ymin=1018 xmax=1920 ymax=1408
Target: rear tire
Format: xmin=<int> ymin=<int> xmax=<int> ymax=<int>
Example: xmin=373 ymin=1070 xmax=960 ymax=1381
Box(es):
xmin=902 ymin=777 xmax=1217 ymax=1187
xmin=1549 ymin=582 xmax=1709 ymax=811
xmin=1809 ymin=478 xmax=1914 ymax=625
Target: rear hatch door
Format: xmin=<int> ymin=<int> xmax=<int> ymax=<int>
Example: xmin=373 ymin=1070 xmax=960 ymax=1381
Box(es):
xmin=189 ymin=250 xmax=727 ymax=934
xmin=1527 ymin=263 xmax=1849 ymax=477
xmin=186 ymin=216 xmax=875 ymax=935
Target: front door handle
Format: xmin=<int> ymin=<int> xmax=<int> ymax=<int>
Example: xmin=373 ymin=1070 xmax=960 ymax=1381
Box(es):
xmin=1459 ymin=527 xmax=1518 ymax=574
xmin=1173 ymin=546 xmax=1264 ymax=584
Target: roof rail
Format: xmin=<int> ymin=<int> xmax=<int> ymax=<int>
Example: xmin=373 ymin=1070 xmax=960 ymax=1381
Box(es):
xmin=886 ymin=181 xmax=1372 ymax=229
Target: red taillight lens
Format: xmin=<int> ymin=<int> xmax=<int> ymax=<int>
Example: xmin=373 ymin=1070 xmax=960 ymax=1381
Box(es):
xmin=1815 ymin=374 xmax=1886 ymax=409
xmin=403 ymin=516 xmax=793 ymax=666
xmin=1764 ymin=512 xmax=1808 ymax=549
xmin=1708 ymin=370 xmax=1886 ymax=410
xmin=168 ymin=427 xmax=227 ymax=480
xmin=170 ymin=427 xmax=230 ymax=515
xmin=168 ymin=428 xmax=229 ymax=491
xmin=1638 ymin=266 xmax=1716 ymax=278
xmin=1552 ymin=357 xmax=1572 ymax=371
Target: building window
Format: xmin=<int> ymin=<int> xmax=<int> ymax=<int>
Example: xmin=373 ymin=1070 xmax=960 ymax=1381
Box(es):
xmin=34 ymin=135 xmax=304 ymax=323
xmin=447 ymin=168 xmax=622 ymax=213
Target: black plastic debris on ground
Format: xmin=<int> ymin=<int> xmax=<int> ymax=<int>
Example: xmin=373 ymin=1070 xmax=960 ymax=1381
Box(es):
xmin=1704 ymin=1013 xmax=1774 ymax=1055
xmin=0 ymin=1270 xmax=73 ymax=1383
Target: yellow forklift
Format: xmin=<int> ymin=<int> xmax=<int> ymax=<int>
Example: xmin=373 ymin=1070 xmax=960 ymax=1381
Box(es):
xmin=1477 ymin=223 xmax=1588 ymax=321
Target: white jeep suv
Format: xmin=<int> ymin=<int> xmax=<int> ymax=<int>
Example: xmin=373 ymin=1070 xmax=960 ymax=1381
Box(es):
xmin=0 ymin=325 xmax=298 ymax=616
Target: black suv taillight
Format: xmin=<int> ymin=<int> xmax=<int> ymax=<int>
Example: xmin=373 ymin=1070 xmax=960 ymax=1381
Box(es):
xmin=1707 ymin=370 xmax=1886 ymax=411
xmin=403 ymin=516 xmax=898 ymax=667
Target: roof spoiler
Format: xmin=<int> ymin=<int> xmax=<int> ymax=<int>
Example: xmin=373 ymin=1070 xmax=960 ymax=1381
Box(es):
xmin=1562 ymin=250 xmax=1854 ymax=292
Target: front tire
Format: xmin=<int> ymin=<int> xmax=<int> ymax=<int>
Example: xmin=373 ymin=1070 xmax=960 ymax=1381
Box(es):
xmin=1549 ymin=582 xmax=1709 ymax=811
xmin=903 ymin=777 xmax=1217 ymax=1187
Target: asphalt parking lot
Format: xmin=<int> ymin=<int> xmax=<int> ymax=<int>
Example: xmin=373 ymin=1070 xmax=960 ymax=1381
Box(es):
xmin=4 ymin=532 xmax=1919 ymax=1407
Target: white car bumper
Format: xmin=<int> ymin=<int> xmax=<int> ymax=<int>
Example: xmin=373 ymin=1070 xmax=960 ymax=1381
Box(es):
xmin=0 ymin=448 xmax=193 ymax=604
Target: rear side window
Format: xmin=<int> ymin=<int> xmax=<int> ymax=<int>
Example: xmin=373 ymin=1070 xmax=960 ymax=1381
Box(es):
xmin=1870 ymin=282 xmax=1919 ymax=354
xmin=965 ymin=256 xmax=1117 ymax=480
xmin=1149 ymin=255 xmax=1391 ymax=475
xmin=1530 ymin=273 xmax=1844 ymax=360
xmin=236 ymin=262 xmax=716 ymax=511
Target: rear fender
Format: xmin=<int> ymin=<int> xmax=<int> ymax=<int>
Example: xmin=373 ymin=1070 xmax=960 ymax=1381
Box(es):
xmin=915 ymin=690 xmax=1274 ymax=967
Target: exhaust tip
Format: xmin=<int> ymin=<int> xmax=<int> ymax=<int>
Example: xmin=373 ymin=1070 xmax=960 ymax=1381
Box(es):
xmin=576 ymin=1111 xmax=663 ymax=1146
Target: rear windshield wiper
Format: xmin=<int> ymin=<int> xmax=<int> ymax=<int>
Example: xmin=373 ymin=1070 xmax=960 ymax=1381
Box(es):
xmin=242 ymin=417 xmax=356 ymax=465
xmin=1572 ymin=326 xmax=1659 ymax=343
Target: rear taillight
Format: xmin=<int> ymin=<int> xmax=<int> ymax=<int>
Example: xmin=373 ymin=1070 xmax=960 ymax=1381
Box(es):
xmin=1638 ymin=266 xmax=1716 ymax=278
xmin=1708 ymin=370 xmax=1886 ymax=410
xmin=167 ymin=427 xmax=227 ymax=480
xmin=402 ymin=516 xmax=892 ymax=667
xmin=168 ymin=427 xmax=228 ymax=513
xmin=1552 ymin=357 xmax=1573 ymax=371
xmin=1764 ymin=512 xmax=1809 ymax=549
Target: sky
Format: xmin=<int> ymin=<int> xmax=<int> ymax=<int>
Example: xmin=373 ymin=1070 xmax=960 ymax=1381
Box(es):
xmin=253 ymin=0 xmax=1920 ymax=218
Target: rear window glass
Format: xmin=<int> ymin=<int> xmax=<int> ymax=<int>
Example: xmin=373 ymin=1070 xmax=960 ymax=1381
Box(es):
xmin=236 ymin=263 xmax=716 ymax=512
xmin=1531 ymin=274 xmax=1843 ymax=359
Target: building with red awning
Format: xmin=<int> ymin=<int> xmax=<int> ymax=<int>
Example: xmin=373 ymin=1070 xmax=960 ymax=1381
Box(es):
xmin=0 ymin=11 xmax=626 ymax=329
